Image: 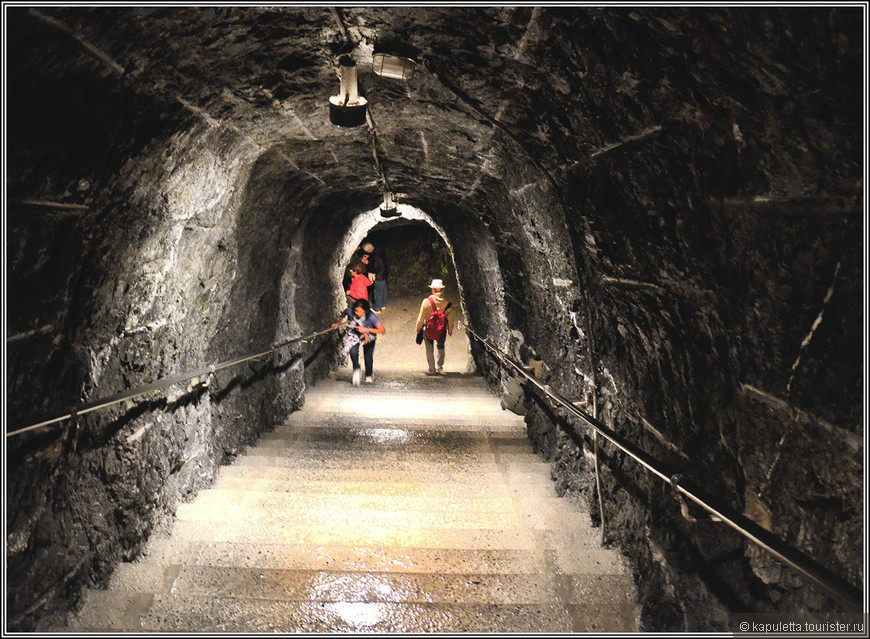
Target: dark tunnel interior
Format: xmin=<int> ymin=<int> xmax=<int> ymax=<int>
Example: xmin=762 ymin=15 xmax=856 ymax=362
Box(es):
xmin=3 ymin=5 xmax=866 ymax=632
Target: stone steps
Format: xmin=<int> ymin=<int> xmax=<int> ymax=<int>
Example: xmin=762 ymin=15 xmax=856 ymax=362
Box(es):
xmin=156 ymin=566 xmax=578 ymax=603
xmin=52 ymin=370 xmax=640 ymax=633
xmin=210 ymin=476 xmax=562 ymax=499
xmin=227 ymin=454 xmax=551 ymax=474
xmin=215 ymin=464 xmax=553 ymax=485
xmin=139 ymin=597 xmax=633 ymax=634
xmin=164 ymin=520 xmax=608 ymax=550
xmin=68 ymin=591 xmax=638 ymax=634
xmin=187 ymin=487 xmax=580 ymax=515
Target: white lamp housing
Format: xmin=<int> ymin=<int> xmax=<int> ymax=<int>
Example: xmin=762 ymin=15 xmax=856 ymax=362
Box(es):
xmin=329 ymin=56 xmax=368 ymax=127
xmin=372 ymin=53 xmax=417 ymax=81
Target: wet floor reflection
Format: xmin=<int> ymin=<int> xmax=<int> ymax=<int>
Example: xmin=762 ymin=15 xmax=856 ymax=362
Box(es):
xmin=363 ymin=427 xmax=411 ymax=445
xmin=329 ymin=601 xmax=389 ymax=629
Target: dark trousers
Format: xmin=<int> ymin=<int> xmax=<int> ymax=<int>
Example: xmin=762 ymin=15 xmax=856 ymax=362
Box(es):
xmin=349 ymin=340 xmax=375 ymax=377
xmin=372 ymin=279 xmax=387 ymax=310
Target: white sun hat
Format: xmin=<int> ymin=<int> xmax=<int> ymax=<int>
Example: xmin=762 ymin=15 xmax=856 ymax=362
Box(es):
xmin=429 ymin=279 xmax=445 ymax=289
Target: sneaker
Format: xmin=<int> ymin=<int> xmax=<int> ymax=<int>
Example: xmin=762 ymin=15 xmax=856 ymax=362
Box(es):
xmin=425 ymin=370 xmax=439 ymax=376
xmin=365 ymin=376 xmax=373 ymax=384
xmin=352 ymin=369 xmax=362 ymax=387
xmin=436 ymin=366 xmax=444 ymax=373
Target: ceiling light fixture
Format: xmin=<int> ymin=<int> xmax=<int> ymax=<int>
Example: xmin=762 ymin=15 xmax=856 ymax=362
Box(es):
xmin=379 ymin=191 xmax=400 ymax=218
xmin=371 ymin=41 xmax=418 ymax=81
xmin=372 ymin=52 xmax=417 ymax=81
xmin=329 ymin=55 xmax=368 ymax=127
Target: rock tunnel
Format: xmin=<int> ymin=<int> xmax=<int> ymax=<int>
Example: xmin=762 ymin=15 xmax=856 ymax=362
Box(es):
xmin=4 ymin=5 xmax=865 ymax=632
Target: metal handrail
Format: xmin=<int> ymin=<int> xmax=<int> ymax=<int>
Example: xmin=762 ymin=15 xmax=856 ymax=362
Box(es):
xmin=7 ymin=326 xmax=339 ymax=438
xmin=466 ymin=327 xmax=863 ymax=612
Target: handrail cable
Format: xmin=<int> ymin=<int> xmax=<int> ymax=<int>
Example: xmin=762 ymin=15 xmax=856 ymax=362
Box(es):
xmin=465 ymin=327 xmax=862 ymax=612
xmin=7 ymin=326 xmax=338 ymax=438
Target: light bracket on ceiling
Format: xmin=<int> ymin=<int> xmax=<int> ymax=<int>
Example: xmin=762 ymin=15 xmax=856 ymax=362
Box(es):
xmin=329 ymin=55 xmax=368 ymax=127
xmin=379 ymin=191 xmax=400 ymax=218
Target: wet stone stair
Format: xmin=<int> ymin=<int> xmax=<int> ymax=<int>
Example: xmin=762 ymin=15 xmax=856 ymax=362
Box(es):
xmin=53 ymin=372 xmax=641 ymax=633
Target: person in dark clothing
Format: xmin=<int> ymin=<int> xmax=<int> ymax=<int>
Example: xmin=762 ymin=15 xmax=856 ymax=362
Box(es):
xmin=361 ymin=241 xmax=389 ymax=312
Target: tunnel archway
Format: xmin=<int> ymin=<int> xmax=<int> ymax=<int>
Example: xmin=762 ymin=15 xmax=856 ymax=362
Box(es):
xmin=333 ymin=206 xmax=478 ymax=375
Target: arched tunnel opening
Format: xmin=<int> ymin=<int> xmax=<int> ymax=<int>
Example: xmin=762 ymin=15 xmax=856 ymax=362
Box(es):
xmin=338 ymin=220 xmax=474 ymax=371
xmin=3 ymin=5 xmax=865 ymax=633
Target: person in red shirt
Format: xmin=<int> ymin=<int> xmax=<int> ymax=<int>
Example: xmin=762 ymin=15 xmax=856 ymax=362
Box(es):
xmin=345 ymin=263 xmax=372 ymax=306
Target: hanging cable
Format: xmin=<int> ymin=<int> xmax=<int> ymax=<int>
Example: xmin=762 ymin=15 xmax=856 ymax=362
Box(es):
xmin=327 ymin=7 xmax=392 ymax=202
xmin=329 ymin=7 xmax=351 ymax=44
xmin=366 ymin=108 xmax=392 ymax=197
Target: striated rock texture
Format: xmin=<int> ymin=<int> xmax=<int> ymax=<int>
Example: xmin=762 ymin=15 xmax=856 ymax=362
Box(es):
xmin=4 ymin=6 xmax=864 ymax=631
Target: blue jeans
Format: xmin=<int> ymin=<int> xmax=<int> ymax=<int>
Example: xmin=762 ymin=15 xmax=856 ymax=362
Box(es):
xmin=349 ymin=339 xmax=375 ymax=377
xmin=372 ymin=279 xmax=387 ymax=311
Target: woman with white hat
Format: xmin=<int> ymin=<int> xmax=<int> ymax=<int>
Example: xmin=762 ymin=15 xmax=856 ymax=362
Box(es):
xmin=414 ymin=279 xmax=454 ymax=375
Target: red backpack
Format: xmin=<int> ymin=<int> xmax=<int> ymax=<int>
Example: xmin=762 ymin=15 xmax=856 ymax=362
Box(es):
xmin=424 ymin=297 xmax=451 ymax=341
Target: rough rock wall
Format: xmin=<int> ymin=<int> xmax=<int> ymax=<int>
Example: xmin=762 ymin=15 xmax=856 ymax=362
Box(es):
xmin=5 ymin=19 xmax=213 ymax=626
xmin=6 ymin=120 xmax=332 ymax=632
xmin=494 ymin=7 xmax=863 ymax=631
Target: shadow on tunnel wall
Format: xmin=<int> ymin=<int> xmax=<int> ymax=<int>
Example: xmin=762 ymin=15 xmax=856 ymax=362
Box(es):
xmin=205 ymin=152 xmax=298 ymax=442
